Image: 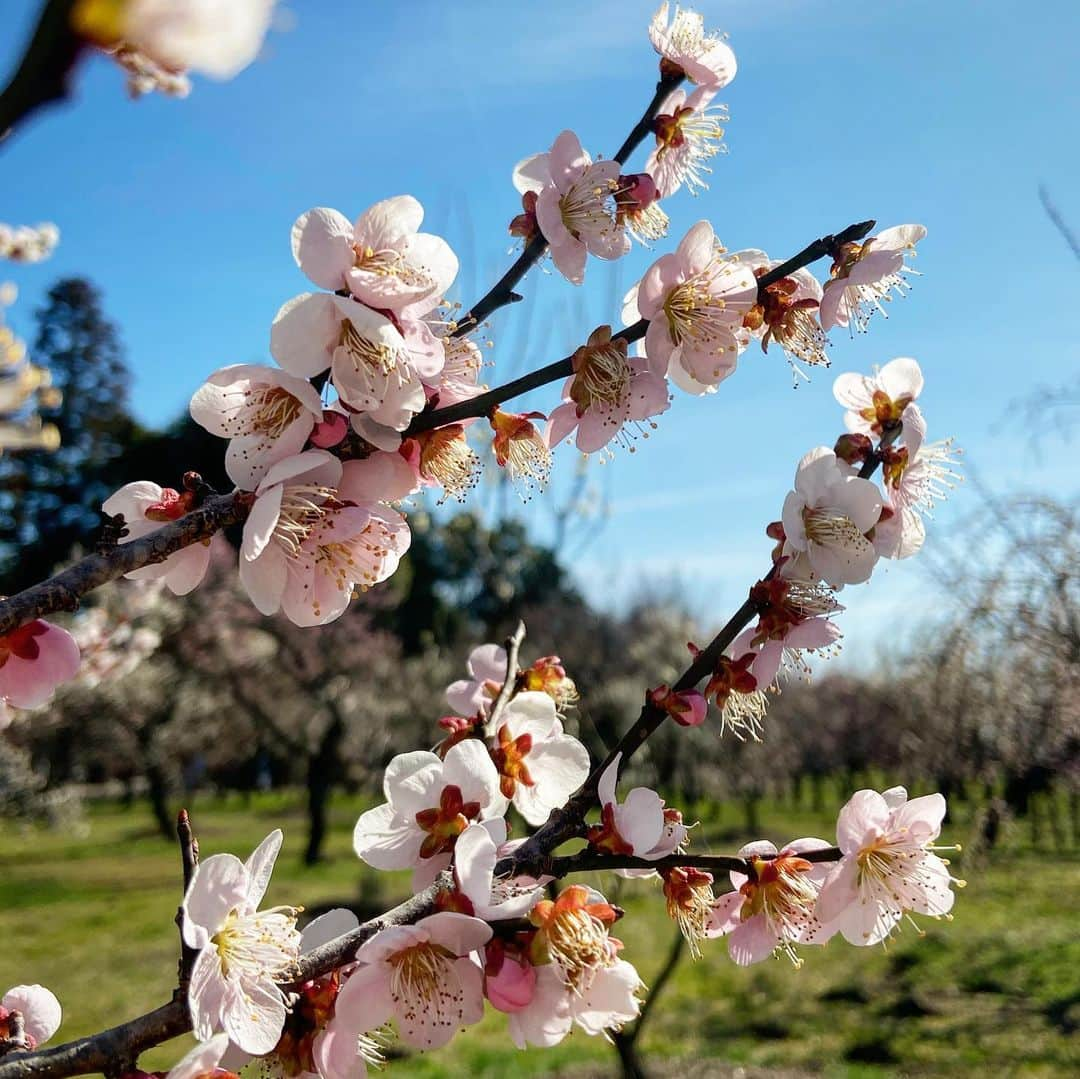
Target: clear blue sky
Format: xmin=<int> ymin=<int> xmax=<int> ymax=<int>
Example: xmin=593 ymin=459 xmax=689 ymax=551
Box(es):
xmin=3 ymin=0 xmax=1078 ymax=664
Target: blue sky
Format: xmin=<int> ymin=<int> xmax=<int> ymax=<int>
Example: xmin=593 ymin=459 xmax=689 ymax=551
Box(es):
xmin=3 ymin=0 xmax=1078 ymax=664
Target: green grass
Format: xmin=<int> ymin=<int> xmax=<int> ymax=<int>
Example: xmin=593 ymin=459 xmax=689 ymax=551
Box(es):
xmin=2 ymin=792 xmax=1079 ymax=1078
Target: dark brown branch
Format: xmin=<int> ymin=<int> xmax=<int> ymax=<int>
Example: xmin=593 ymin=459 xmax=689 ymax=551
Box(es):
xmin=484 ymin=619 xmax=526 ymax=736
xmin=174 ymin=810 xmax=200 ymax=992
xmin=545 ymin=846 xmax=842 ymax=878
xmin=612 ymin=71 xmax=684 ymax=166
xmin=408 ymin=216 xmax=872 ymax=438
xmin=0 ymin=0 xmax=83 ymax=145
xmin=756 ymin=219 xmax=875 ymax=292
xmin=0 ymin=1002 xmax=189 ymax=1079
xmin=0 ymin=492 xmax=249 ymax=637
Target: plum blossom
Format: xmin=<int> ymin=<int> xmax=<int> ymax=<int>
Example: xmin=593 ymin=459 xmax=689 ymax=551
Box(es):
xmin=631 ymin=221 xmax=757 ymax=387
xmin=489 ymin=691 xmax=591 ymax=826
xmin=452 ymin=821 xmax=543 ymax=921
xmin=102 ymin=482 xmax=212 ymax=595
xmin=0 ymin=620 xmax=80 ymax=709
xmin=738 ymin=251 xmax=829 ymax=377
xmin=162 ymin=1034 xmax=234 ymax=1079
xmin=483 ymin=940 xmax=537 ymax=1014
xmin=780 ymin=447 xmax=883 ymax=587
xmin=694 ymin=648 xmax=768 ymax=739
xmin=238 ymin=451 xmax=409 ymax=627
xmin=874 ymin=427 xmax=962 ymax=560
xmin=513 ymin=131 xmax=629 ymax=285
xmin=547 ymin=325 xmax=669 ymax=457
xmin=353 ymin=740 xmax=505 ymax=890
xmin=648 ymin=3 xmax=737 ymax=89
xmin=613 ymin=173 xmax=670 ymax=245
xmin=817 ymin=787 xmax=962 ymax=945
xmin=489 ymin=409 xmax=551 ymax=494
xmin=833 ymin=356 xmax=924 ymax=437
xmin=290 ymin=198 xmax=458 ymax=316
xmin=0 ymin=223 xmax=59 ymax=263
xmin=0 ymin=984 xmax=62 ymax=1048
xmin=645 ymin=86 xmax=728 ymax=198
xmin=820 ymin=224 xmax=926 ymax=333
xmin=74 ymin=0 xmax=276 ymax=80
xmin=181 ymin=830 xmax=301 ymax=1054
xmin=270 ymin=293 xmax=430 ymax=433
xmin=446 ymin=642 xmax=508 ymax=717
xmin=588 ymin=754 xmax=688 ymax=869
xmin=189 ymin=364 xmax=324 ymax=490
xmin=510 ymin=886 xmax=642 ymax=1046
xmin=328 ymin=912 xmax=491 ymax=1051
xmin=706 ymin=838 xmax=836 ymax=966
xmin=662 ymin=867 xmax=716 ymax=958
xmin=407 ymin=425 xmax=482 ymax=504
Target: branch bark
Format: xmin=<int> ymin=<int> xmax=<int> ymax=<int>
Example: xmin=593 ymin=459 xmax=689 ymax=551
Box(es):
xmin=0 ymin=0 xmax=83 ymax=145
xmin=0 ymin=492 xmax=248 ymax=636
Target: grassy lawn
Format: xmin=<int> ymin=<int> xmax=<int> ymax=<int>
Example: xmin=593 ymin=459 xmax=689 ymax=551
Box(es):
xmin=2 ymin=791 xmax=1079 ymax=1078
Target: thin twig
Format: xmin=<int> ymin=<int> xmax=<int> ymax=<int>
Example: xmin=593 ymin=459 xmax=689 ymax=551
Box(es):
xmin=0 ymin=0 xmax=83 ymax=145
xmin=174 ymin=810 xmax=200 ymax=994
xmin=484 ymin=619 xmax=526 ymax=737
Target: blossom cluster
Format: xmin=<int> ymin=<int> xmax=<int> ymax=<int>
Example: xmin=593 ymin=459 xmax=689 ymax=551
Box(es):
xmin=146 ymin=637 xmax=963 ymax=1077
xmin=0 ymin=224 xmax=59 ymax=264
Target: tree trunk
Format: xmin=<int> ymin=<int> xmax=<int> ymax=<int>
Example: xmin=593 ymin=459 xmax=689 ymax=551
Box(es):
xmin=611 ymin=1031 xmax=648 ymax=1079
xmin=305 ymin=710 xmax=345 ymax=866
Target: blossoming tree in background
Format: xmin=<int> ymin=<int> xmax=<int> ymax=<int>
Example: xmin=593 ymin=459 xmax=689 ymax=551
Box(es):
xmin=0 ymin=2 xmax=970 ymax=1077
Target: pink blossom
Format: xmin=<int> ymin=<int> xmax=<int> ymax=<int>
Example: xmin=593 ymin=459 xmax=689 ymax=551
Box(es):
xmin=328 ymin=912 xmax=491 ymax=1051
xmin=589 ymin=753 xmax=688 ymax=868
xmin=820 ymin=224 xmax=926 ymax=333
xmin=632 ymin=221 xmax=757 ymax=387
xmin=706 ymin=839 xmax=836 ymax=966
xmin=291 ymin=197 xmax=458 ymax=317
xmin=817 ymin=787 xmax=961 ymax=945
xmin=649 ymin=683 xmax=707 ymax=727
xmin=510 ymin=886 xmax=642 ymax=1046
xmin=446 ymin=642 xmax=508 ymax=717
xmin=269 ymin=293 xmax=430 ymax=433
xmin=181 ymin=830 xmax=301 ymax=1054
xmin=0 ymin=620 xmax=80 ymax=709
xmin=547 ymin=325 xmax=670 ymax=456
xmin=833 ymin=356 xmax=924 ymax=436
xmin=353 ymin=740 xmax=505 ymax=891
xmin=729 ymin=614 xmax=842 ymax=691
xmin=0 ymin=984 xmax=62 ymax=1048
xmin=737 ymin=251 xmax=829 ymax=376
xmin=483 ymin=943 xmax=536 ymax=1014
xmin=116 ymin=0 xmax=275 ymax=80
xmin=645 ymin=85 xmax=728 ymax=198
xmin=453 ymin=821 xmax=542 ymax=921
xmin=489 ymin=691 xmax=591 ymax=826
xmin=189 ymin=364 xmax=324 ymax=490
xmin=780 ymin=447 xmax=882 ymax=587
xmin=648 ymin=3 xmax=737 ymax=89
xmin=874 ymin=426 xmax=961 ymax=560
xmin=513 ymin=131 xmax=629 ymax=285
xmin=162 ymin=1034 xmax=231 ymax=1079
xmin=102 ymin=482 xmax=211 ymax=595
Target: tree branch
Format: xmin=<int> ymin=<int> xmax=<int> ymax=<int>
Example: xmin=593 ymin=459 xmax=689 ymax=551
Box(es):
xmin=174 ymin=810 xmax=199 ymax=993
xmin=484 ymin=619 xmax=526 ymax=737
xmin=0 ymin=0 xmax=83 ymax=145
xmin=0 ymin=492 xmax=248 ymax=636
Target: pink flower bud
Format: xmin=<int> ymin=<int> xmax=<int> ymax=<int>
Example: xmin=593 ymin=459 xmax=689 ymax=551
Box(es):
xmin=649 ymin=684 xmax=707 ymax=727
xmin=484 ymin=948 xmax=536 ymax=1013
xmin=310 ymin=412 xmax=349 ymax=448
